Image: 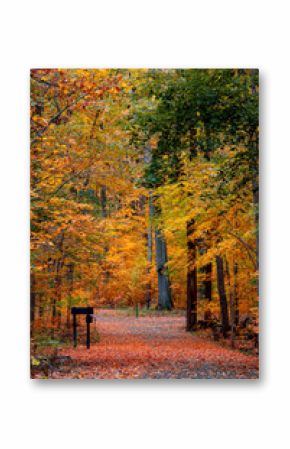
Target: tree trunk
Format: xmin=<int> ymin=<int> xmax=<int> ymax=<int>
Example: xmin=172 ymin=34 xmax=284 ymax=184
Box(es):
xmin=53 ymin=258 xmax=63 ymax=332
xmin=144 ymin=145 xmax=153 ymax=309
xmin=186 ymin=131 xmax=198 ymax=331
xmin=234 ymin=263 xmax=239 ymax=326
xmin=146 ymin=193 xmax=153 ymax=308
xmin=154 ymin=225 xmax=172 ymax=310
xmin=225 ymin=259 xmax=236 ymax=348
xmin=100 ymin=185 xmax=107 ymax=218
xmin=30 ymin=272 xmax=36 ymax=335
xmin=51 ymin=232 xmax=65 ymax=336
xmin=100 ymin=185 xmax=110 ymax=283
xmin=252 ymin=176 xmax=259 ymax=270
xmin=215 ymin=255 xmax=230 ymax=338
xmin=66 ymin=263 xmax=74 ymax=329
xmin=204 ymin=262 xmax=212 ymax=301
xmin=186 ymin=220 xmax=197 ymax=331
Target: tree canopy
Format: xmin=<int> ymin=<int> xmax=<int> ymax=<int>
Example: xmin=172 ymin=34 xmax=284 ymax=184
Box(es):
xmin=31 ymin=68 xmax=259 ymax=342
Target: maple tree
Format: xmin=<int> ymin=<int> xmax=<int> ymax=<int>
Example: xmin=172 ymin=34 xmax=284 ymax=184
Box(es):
xmin=30 ymin=69 xmax=259 ymax=377
xmin=31 ymin=69 xmax=148 ymax=329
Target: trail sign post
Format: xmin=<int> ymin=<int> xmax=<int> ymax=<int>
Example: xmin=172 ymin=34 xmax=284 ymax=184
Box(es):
xmin=71 ymin=307 xmax=93 ymax=349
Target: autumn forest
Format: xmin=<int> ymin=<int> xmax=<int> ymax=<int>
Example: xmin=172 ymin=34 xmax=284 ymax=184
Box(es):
xmin=30 ymin=69 xmax=259 ymax=379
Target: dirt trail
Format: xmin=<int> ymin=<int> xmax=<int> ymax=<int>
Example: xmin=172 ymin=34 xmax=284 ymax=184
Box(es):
xmin=56 ymin=309 xmax=259 ymax=379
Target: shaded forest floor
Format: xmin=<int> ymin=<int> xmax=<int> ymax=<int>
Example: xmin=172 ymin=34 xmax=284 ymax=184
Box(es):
xmin=35 ymin=309 xmax=259 ymax=379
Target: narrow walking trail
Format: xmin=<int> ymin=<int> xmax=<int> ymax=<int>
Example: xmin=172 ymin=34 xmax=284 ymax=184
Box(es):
xmin=56 ymin=309 xmax=259 ymax=379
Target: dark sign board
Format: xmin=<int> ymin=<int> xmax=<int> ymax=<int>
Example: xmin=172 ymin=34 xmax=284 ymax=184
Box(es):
xmin=71 ymin=307 xmax=94 ymax=315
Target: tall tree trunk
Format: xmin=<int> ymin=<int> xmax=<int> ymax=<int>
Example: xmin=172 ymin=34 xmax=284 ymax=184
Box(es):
xmin=144 ymin=145 xmax=153 ymax=309
xmin=154 ymin=225 xmax=172 ymax=310
xmin=145 ymin=144 xmax=171 ymax=310
xmin=53 ymin=258 xmax=63 ymax=331
xmin=100 ymin=185 xmax=107 ymax=218
xmin=234 ymin=263 xmax=239 ymax=326
xmin=186 ymin=130 xmax=198 ymax=331
xmin=66 ymin=263 xmax=74 ymax=329
xmin=204 ymin=262 xmax=212 ymax=301
xmin=146 ymin=193 xmax=153 ymax=308
xmin=51 ymin=232 xmax=64 ymax=336
xmin=225 ymin=259 xmax=236 ymax=348
xmin=186 ymin=219 xmax=197 ymax=331
xmin=100 ymin=185 xmax=110 ymax=284
xmin=252 ymin=175 xmax=259 ymax=270
xmin=30 ymin=272 xmax=36 ymax=336
xmin=215 ymin=255 xmax=230 ymax=338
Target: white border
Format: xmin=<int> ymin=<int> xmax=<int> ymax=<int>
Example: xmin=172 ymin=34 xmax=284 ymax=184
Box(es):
xmin=1 ymin=1 xmax=289 ymax=448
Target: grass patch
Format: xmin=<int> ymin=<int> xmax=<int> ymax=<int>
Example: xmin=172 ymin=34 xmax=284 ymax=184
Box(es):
xmin=115 ymin=307 xmax=185 ymax=317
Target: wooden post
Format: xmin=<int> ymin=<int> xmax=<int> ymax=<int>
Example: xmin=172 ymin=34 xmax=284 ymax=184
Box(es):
xmin=86 ymin=314 xmax=91 ymax=349
xmin=73 ymin=313 xmax=77 ymax=348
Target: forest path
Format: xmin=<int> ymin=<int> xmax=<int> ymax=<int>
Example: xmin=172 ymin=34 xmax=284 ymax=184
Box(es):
xmin=57 ymin=309 xmax=259 ymax=379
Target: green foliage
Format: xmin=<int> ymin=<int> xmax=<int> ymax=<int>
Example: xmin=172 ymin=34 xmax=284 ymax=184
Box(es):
xmin=133 ymin=69 xmax=258 ymax=193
